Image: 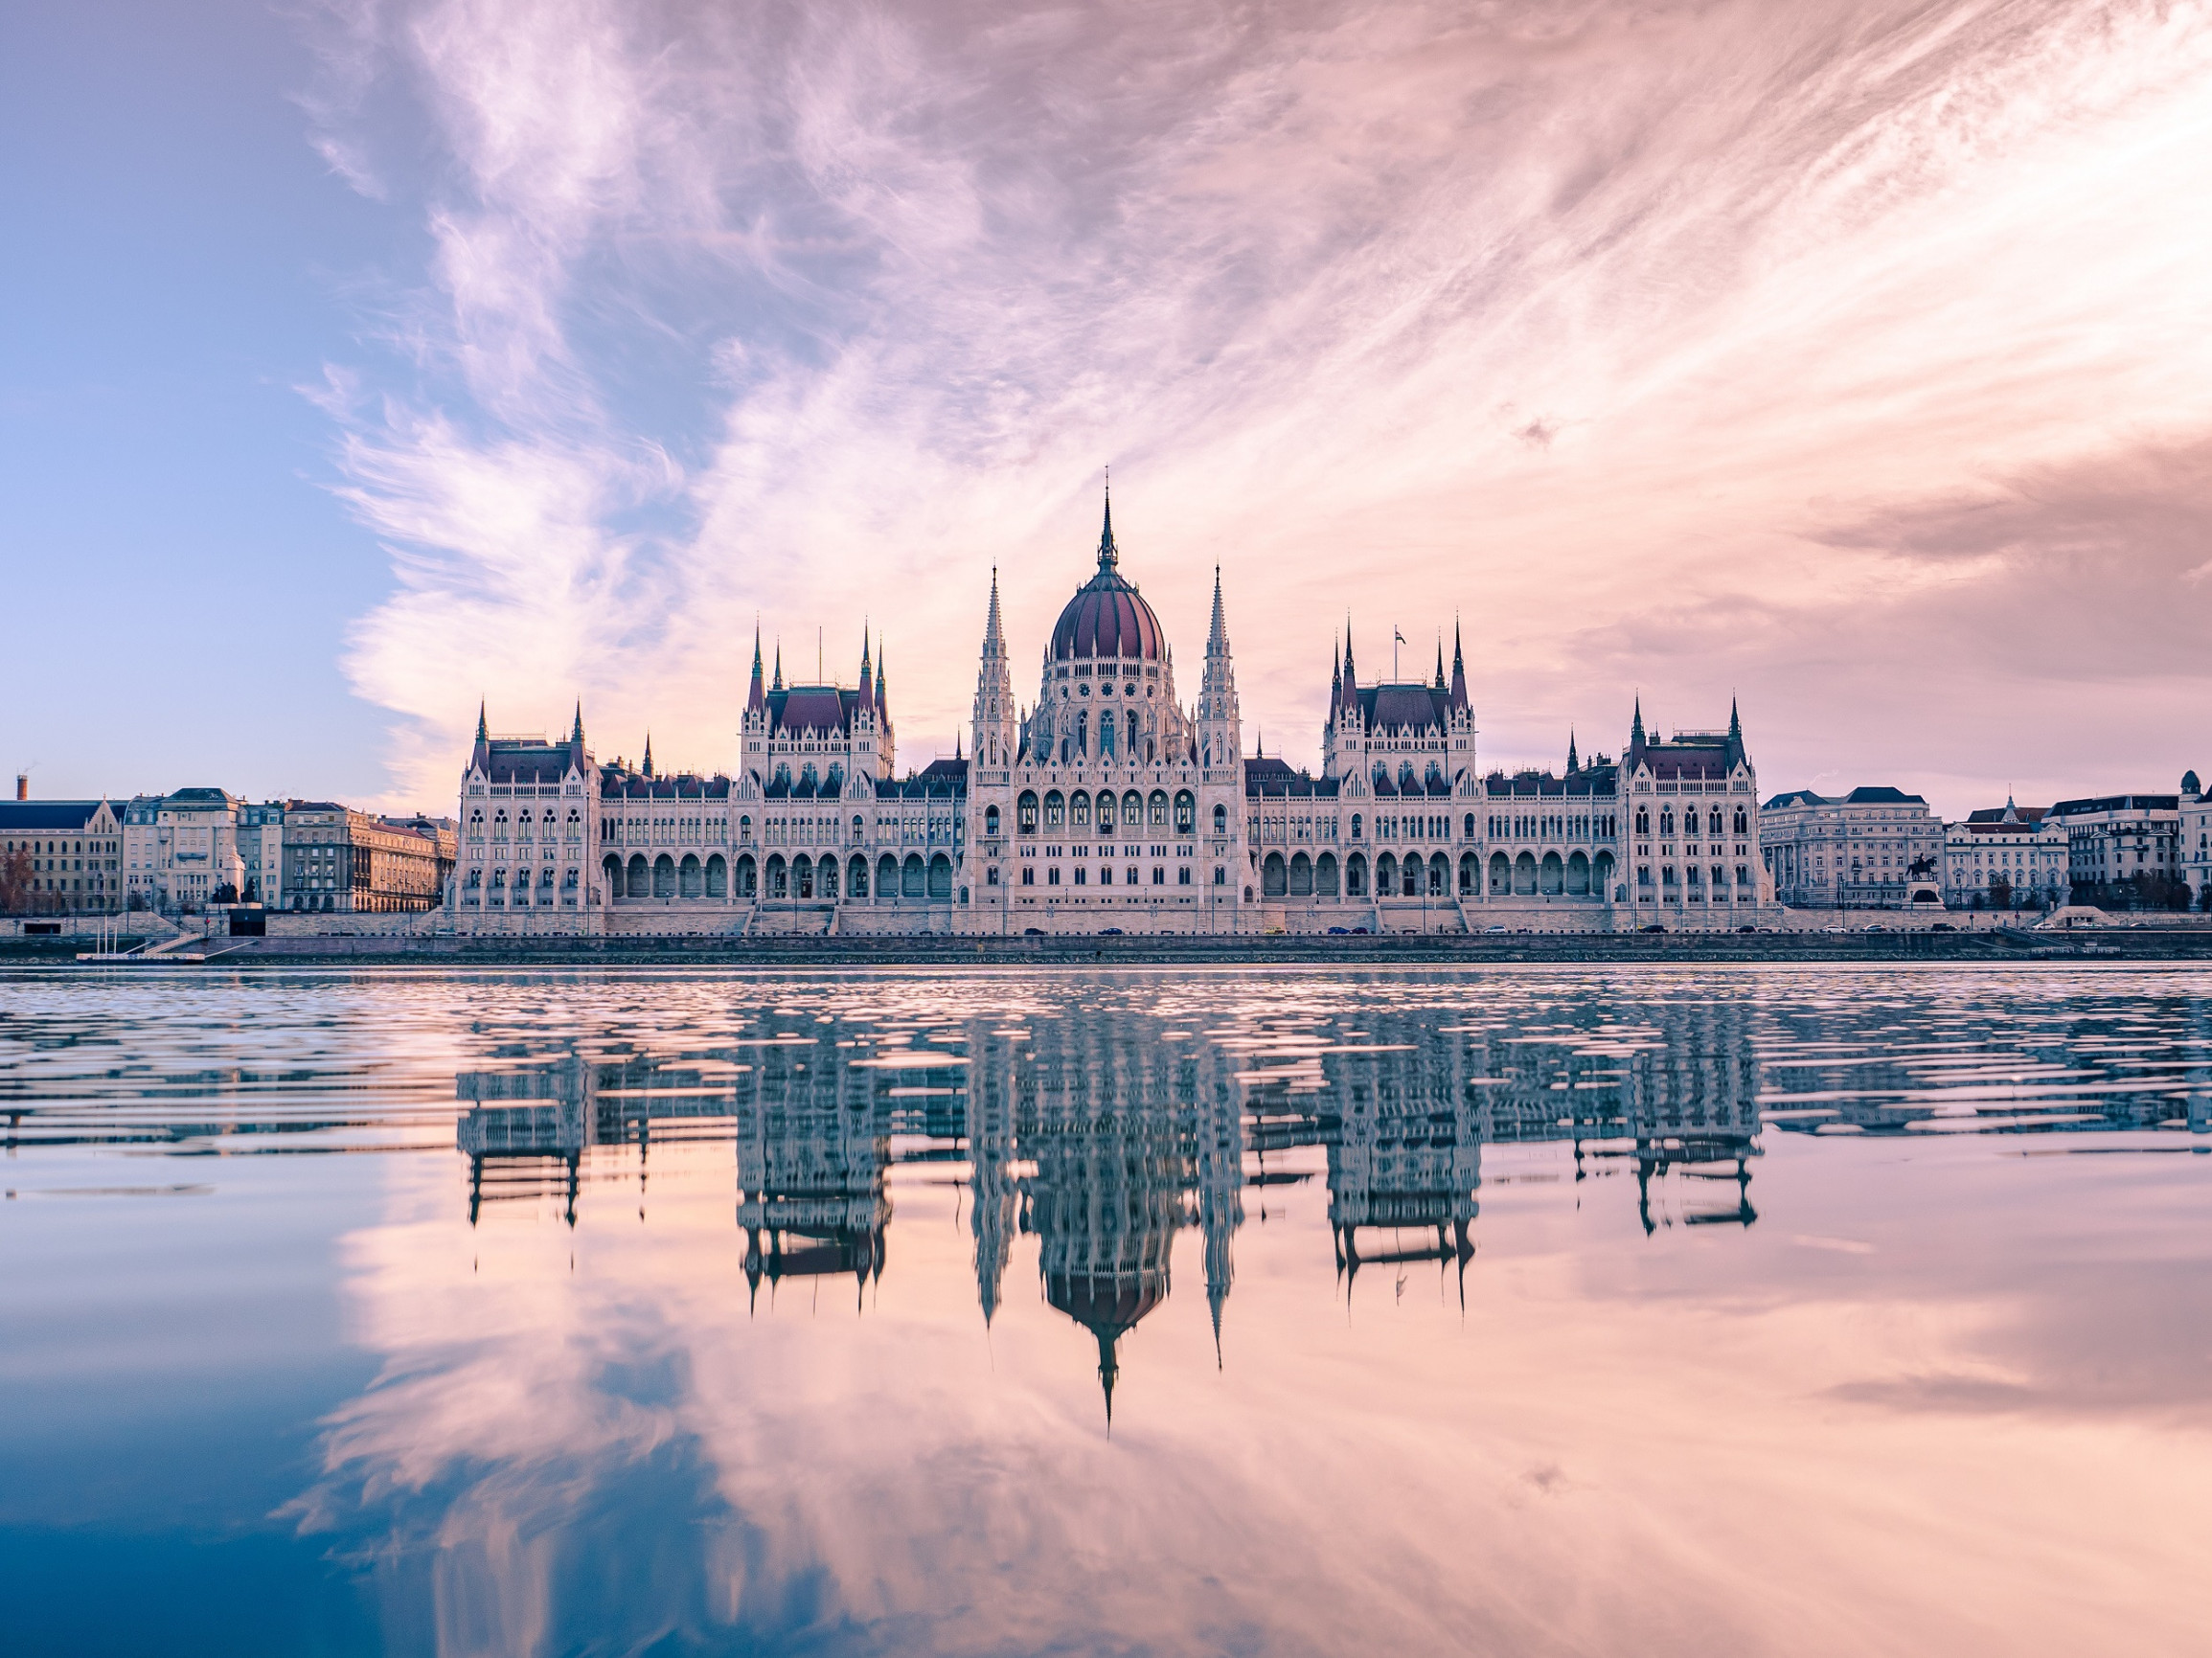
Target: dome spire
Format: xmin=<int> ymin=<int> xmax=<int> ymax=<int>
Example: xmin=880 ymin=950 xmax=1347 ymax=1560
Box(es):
xmin=1097 ymin=472 xmax=1118 ymax=572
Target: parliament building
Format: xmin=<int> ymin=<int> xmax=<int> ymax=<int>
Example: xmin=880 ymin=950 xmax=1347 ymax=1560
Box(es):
xmin=452 ymin=494 xmax=1772 ymax=936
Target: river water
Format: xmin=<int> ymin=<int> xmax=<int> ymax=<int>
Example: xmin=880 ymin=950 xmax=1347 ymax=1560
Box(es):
xmin=2 ymin=965 xmax=2207 ymax=1657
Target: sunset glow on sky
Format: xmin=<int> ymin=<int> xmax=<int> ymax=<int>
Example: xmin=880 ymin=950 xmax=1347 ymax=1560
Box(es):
xmin=8 ymin=1 xmax=2212 ymax=813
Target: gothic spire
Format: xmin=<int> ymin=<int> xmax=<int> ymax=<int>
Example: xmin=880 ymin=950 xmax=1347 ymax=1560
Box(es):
xmin=571 ymin=701 xmax=584 ymax=745
xmin=1566 ymin=730 xmax=1579 ymax=773
xmin=771 ymin=643 xmax=783 ymax=693
xmin=858 ymin=625 xmax=872 ymax=691
xmin=747 ymin=625 xmax=765 ymax=713
xmin=876 ymin=646 xmax=888 ymax=723
xmin=1207 ymin=565 xmax=1228 ymax=655
xmin=642 ymin=732 xmax=654 ymax=777
xmin=1728 ymin=695 xmax=1742 ymax=742
xmin=1449 ymin=619 xmax=1469 ymax=711
xmin=474 ymin=699 xmax=488 ymax=742
xmin=1433 ymin=635 xmax=1446 ymax=693
xmin=1097 ymin=480 xmax=1118 ymax=572
xmin=983 ymin=566 xmax=1006 ymax=654
xmin=1331 ymin=637 xmax=1342 ymax=716
xmin=1630 ymin=694 xmax=1645 ymax=747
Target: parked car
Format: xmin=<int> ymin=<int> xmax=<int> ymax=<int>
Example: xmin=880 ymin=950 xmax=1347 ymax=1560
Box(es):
xmin=1101 ymin=927 xmax=1124 ymax=935
xmin=1484 ymin=924 xmax=1509 ymax=933
xmin=1326 ymin=926 xmax=1349 ymax=935
xmin=1640 ymin=923 xmax=1666 ymax=933
xmin=1931 ymin=921 xmax=1955 ymax=932
xmin=1739 ymin=924 xmax=1756 ymax=933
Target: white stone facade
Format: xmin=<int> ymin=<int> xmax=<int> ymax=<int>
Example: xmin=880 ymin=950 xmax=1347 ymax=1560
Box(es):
xmin=1760 ymin=786 xmax=1943 ymax=909
xmin=1941 ymin=801 xmax=2068 ymax=910
xmin=451 ymin=499 xmax=1770 ymax=937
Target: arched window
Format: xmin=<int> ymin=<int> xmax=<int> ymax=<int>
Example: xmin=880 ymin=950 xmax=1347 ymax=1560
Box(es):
xmin=1099 ymin=713 xmax=1115 ymax=757
xmin=1126 ymin=711 xmax=1138 ymax=752
xmin=853 ymin=814 xmax=863 ymax=841
xmin=1634 ymin=807 xmax=1650 ymax=835
xmin=1018 ymin=791 xmax=1039 ymax=834
xmin=1659 ymin=808 xmax=1675 ymax=835
xmin=986 ymin=805 xmax=1001 ymax=836
xmin=735 ymin=854 xmax=756 ymax=897
xmin=1212 ymin=803 xmax=1227 ymax=833
xmin=1351 ymin=813 xmax=1363 ymax=840
xmin=1150 ymin=790 xmax=1168 ymax=827
xmin=1044 ymin=791 xmax=1066 ymax=830
xmin=1733 ymin=807 xmax=1748 ymax=835
xmin=849 ymin=854 xmax=869 ymax=897
xmin=1463 ymin=812 xmax=1475 ymax=838
xmin=739 ymin=814 xmax=752 ymax=843
xmin=1174 ymin=791 xmax=1196 ymax=834
xmin=766 ymin=854 xmax=787 ymax=898
xmin=1124 ymin=790 xmax=1143 ymax=831
xmin=1071 ymin=791 xmax=1092 ymax=829
xmin=1076 ymin=712 xmax=1088 ymax=754
xmin=1095 ymin=792 xmax=1115 ymax=835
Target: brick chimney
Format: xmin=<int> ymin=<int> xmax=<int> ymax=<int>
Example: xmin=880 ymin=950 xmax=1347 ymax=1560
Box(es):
xmin=13 ymin=774 xmax=24 ymax=802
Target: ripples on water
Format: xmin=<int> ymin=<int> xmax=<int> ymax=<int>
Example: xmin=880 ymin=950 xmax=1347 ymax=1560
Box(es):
xmin=2 ymin=965 xmax=2209 ymax=1657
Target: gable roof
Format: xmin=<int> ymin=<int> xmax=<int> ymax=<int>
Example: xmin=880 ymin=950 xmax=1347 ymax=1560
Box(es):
xmin=0 ymin=800 xmax=112 ymax=832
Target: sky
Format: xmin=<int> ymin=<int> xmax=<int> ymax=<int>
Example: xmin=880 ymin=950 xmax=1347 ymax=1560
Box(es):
xmin=5 ymin=0 xmax=2212 ymax=819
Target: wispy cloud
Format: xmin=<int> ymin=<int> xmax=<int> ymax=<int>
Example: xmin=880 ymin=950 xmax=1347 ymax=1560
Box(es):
xmin=301 ymin=0 xmax=2212 ymax=811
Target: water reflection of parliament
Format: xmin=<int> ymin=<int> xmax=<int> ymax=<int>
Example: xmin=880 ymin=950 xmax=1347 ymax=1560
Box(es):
xmin=457 ymin=1004 xmax=1759 ymax=1413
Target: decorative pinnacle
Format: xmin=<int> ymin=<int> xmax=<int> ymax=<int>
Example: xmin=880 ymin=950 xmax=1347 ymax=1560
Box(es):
xmin=1097 ymin=478 xmax=1118 ymax=572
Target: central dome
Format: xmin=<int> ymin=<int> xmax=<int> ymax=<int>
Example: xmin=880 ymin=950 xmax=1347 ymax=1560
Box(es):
xmin=1049 ymin=494 xmax=1166 ymax=663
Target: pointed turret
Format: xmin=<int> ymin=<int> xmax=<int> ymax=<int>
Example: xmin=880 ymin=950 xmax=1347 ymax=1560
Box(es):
xmin=1330 ymin=637 xmax=1343 ymax=718
xmin=1097 ymin=481 xmax=1119 ymax=572
xmin=875 ymin=647 xmax=889 ymax=725
xmin=1433 ymin=637 xmax=1446 ymax=693
xmin=972 ymin=569 xmax=1015 ymax=773
xmin=771 ymin=643 xmax=783 ymax=693
xmin=642 ymin=733 xmax=654 ymax=778
xmin=1630 ymin=694 xmax=1646 ymax=748
xmin=570 ymin=701 xmax=585 ymax=745
xmin=475 ymin=700 xmax=489 ymax=742
xmin=747 ymin=626 xmax=765 ymax=713
xmin=1449 ymin=621 xmax=1469 ymax=711
xmin=1197 ymin=565 xmax=1241 ymax=770
xmin=1728 ymin=696 xmax=1742 ymax=742
xmin=858 ymin=626 xmax=872 ymax=693
xmin=1567 ymin=731 xmax=1580 ymax=774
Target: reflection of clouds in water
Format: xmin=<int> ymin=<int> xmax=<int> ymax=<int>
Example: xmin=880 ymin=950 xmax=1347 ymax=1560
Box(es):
xmin=277 ymin=969 xmax=2212 ymax=1656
